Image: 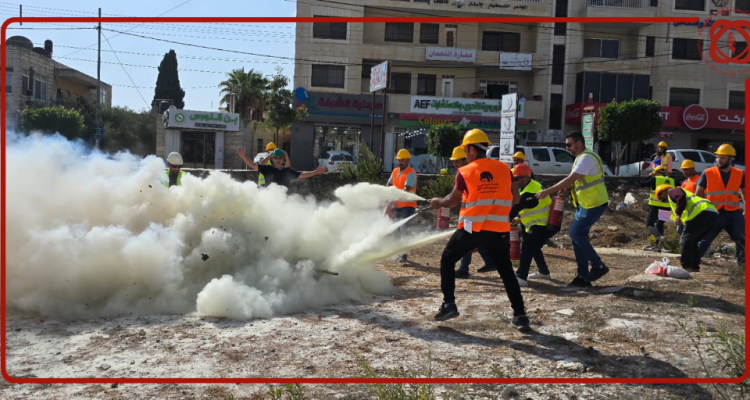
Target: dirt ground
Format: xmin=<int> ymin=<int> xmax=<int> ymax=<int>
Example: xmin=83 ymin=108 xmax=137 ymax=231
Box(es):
xmin=2 ymin=189 xmax=746 ymax=400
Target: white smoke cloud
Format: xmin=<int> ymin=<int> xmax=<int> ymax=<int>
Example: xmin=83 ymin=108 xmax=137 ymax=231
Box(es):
xmin=5 ymin=132 xmax=444 ymax=320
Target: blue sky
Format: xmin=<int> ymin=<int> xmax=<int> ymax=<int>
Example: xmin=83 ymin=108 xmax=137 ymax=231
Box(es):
xmin=2 ymin=0 xmax=297 ymax=112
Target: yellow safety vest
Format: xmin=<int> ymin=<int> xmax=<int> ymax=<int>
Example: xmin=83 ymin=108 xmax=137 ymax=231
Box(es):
xmin=258 ymin=159 xmax=272 ymax=186
xmin=163 ymin=169 xmax=185 ymax=187
xmin=519 ymin=180 xmax=551 ymax=232
xmin=668 ymin=188 xmax=717 ymax=223
xmin=649 ymin=176 xmax=675 ymax=207
xmin=571 ymin=150 xmax=608 ymax=209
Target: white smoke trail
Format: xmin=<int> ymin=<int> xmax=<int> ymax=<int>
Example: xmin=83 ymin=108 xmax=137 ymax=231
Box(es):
xmin=4 ymin=132 xmax=437 ymax=320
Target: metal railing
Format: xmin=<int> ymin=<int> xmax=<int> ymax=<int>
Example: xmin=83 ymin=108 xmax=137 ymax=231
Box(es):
xmin=586 ymin=0 xmax=650 ymax=8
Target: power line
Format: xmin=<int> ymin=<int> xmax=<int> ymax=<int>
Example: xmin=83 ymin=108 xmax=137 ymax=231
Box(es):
xmin=101 ymin=31 xmax=150 ymax=108
xmin=55 ymin=55 xmax=228 ymax=74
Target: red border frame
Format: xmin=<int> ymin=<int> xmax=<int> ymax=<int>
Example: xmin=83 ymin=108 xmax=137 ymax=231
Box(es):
xmin=1 ymin=15 xmax=747 ymax=385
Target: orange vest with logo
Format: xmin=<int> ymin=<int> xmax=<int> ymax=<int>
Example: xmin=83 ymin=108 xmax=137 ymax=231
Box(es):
xmin=391 ymin=167 xmax=418 ymax=208
xmin=704 ymin=166 xmax=743 ymax=211
xmin=457 ymin=158 xmax=513 ymax=233
xmin=681 ymin=175 xmax=699 ymax=194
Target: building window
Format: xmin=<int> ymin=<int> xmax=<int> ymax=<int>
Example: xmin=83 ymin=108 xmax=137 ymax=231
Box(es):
xmin=555 ymin=0 xmax=567 ymax=36
xmin=388 ymin=72 xmax=411 ymax=94
xmin=646 ymin=36 xmax=655 ymax=57
xmin=669 ymin=88 xmax=700 ymax=107
xmin=584 ymin=38 xmax=619 ymax=58
xmin=5 ymin=68 xmax=11 ymax=95
xmin=181 ymin=131 xmax=216 ymax=169
xmin=672 ymin=38 xmax=702 ymax=60
xmin=445 ymin=24 xmax=457 ymax=47
xmin=548 ymin=93 xmax=563 ymax=130
xmin=737 ymin=0 xmax=749 ymax=12
xmin=361 ymin=59 xmax=383 ymax=78
xmin=420 ymin=23 xmax=439 ymax=44
xmin=385 ymin=23 xmax=414 ymax=43
xmin=481 ymin=31 xmax=521 ymax=52
xmin=650 ymin=0 xmax=658 ymax=5
xmin=312 ymin=16 xmax=347 ymax=40
xmin=675 ymin=0 xmax=704 ymax=10
xmin=34 ymin=77 xmax=47 ymax=101
xmin=417 ymin=74 xmax=436 ymax=96
xmin=734 ymin=42 xmax=747 ymax=59
xmin=554 ymin=23 xmax=567 ymax=36
xmin=21 ymin=75 xmax=29 ymax=96
xmin=311 ymin=64 xmax=345 ymax=88
xmin=479 ymin=80 xmax=516 ymax=98
xmin=729 ymin=91 xmax=745 ymax=110
xmin=552 ymin=45 xmax=565 ymax=85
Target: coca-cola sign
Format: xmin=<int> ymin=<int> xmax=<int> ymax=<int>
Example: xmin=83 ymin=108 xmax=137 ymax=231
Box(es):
xmin=682 ymin=104 xmax=709 ymax=130
xmin=566 ymin=106 xmax=581 ymax=120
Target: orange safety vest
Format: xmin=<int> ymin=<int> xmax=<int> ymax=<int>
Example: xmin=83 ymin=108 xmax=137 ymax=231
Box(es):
xmin=457 ymin=158 xmax=513 ymax=233
xmin=704 ymin=166 xmax=743 ymax=211
xmin=681 ymin=175 xmax=699 ymax=194
xmin=391 ymin=167 xmax=418 ymax=208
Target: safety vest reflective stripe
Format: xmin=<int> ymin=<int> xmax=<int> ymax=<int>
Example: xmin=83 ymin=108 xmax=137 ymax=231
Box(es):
xmin=704 ymin=190 xmax=742 ymax=196
xmin=461 ymin=199 xmax=514 ymax=208
xmin=572 ymin=150 xmax=608 ymax=209
xmin=686 ymin=199 xmax=713 ymax=216
xmin=669 ymin=189 xmax=717 ymax=222
xmin=578 ymin=177 xmax=605 ymax=191
xmin=459 ymin=214 xmax=510 ymax=223
xmin=392 ymin=167 xmax=418 ymax=208
xmin=705 ymin=167 xmax=743 ymax=211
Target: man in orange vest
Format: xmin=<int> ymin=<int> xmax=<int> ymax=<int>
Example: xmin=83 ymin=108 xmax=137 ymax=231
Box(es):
xmin=427 ymin=130 xmax=528 ymax=329
xmin=387 ymin=148 xmax=418 ymax=263
xmin=696 ymin=144 xmax=745 ymax=265
xmin=677 ymin=159 xmax=699 ymax=236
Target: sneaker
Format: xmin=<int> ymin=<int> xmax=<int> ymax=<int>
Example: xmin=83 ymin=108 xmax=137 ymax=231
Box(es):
xmin=477 ymin=265 xmax=495 ymax=273
xmin=528 ymin=273 xmax=552 ymax=280
xmin=511 ymin=315 xmax=531 ymax=330
xmin=434 ymin=303 xmax=460 ymax=321
xmin=588 ymin=264 xmax=610 ymax=282
xmin=516 ymin=277 xmax=529 ymax=287
xmin=562 ymin=276 xmax=592 ymax=291
xmin=398 ymin=254 xmax=408 ymax=263
xmin=455 ymin=269 xmax=470 ymax=279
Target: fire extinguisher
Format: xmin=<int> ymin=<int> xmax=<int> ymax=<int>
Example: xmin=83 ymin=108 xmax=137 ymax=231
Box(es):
xmin=510 ymin=226 xmax=521 ymax=261
xmin=437 ymin=207 xmax=451 ymax=230
xmin=547 ymin=190 xmax=565 ymax=233
xmin=384 ymin=202 xmax=395 ymax=219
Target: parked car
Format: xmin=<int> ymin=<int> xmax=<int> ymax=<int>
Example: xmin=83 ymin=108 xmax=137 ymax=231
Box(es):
xmin=488 ymin=145 xmax=613 ymax=176
xmin=616 ymin=149 xmax=745 ymax=176
xmin=317 ymin=150 xmax=357 ymax=172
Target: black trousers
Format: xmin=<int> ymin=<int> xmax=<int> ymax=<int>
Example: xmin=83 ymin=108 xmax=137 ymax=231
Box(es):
xmin=516 ymin=225 xmax=554 ymax=279
xmin=440 ymin=229 xmax=526 ymax=317
xmin=646 ymin=205 xmax=670 ymax=238
xmin=680 ymin=211 xmax=719 ymax=269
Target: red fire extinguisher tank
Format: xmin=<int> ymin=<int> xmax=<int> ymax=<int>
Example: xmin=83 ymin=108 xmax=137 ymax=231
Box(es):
xmin=547 ymin=191 xmax=565 ymax=233
xmin=510 ymin=226 xmax=521 ymax=260
xmin=437 ymin=207 xmax=450 ymax=230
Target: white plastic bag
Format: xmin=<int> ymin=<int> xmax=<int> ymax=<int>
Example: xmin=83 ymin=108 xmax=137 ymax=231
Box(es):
xmin=645 ymin=257 xmax=690 ymax=279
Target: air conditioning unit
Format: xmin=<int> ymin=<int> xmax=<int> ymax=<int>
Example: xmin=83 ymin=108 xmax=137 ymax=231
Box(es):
xmin=526 ymin=130 xmax=541 ymax=142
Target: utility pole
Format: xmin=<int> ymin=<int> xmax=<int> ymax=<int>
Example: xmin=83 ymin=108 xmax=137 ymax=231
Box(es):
xmin=95 ymin=8 xmax=102 ymax=149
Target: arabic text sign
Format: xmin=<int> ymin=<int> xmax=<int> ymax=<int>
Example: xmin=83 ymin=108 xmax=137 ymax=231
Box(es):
xmin=410 ymin=96 xmax=502 ymax=117
xmin=499 ymin=53 xmax=533 ymax=71
xmin=582 ymin=113 xmax=594 ymax=150
xmin=370 ymin=61 xmax=389 ymax=92
xmin=425 ymin=47 xmax=477 ymax=63
xmin=499 ymin=93 xmax=517 ymax=163
xmin=164 ymin=109 xmax=240 ymax=131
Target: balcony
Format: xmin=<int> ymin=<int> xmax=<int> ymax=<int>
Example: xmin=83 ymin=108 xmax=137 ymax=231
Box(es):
xmin=376 ymin=0 xmax=552 ymax=15
xmin=578 ymin=0 xmax=655 ymax=26
xmin=521 ymin=100 xmax=544 ymax=121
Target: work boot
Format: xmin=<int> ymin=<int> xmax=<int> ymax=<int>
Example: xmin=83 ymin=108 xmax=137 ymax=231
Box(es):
xmin=434 ymin=303 xmax=460 ymax=321
xmin=477 ymin=265 xmax=495 ymax=273
xmin=455 ymin=269 xmax=470 ymax=279
xmin=562 ymin=276 xmax=592 ymax=291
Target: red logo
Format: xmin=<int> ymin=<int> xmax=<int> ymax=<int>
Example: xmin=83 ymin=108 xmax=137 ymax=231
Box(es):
xmin=683 ymin=105 xmax=709 ymax=130
xmin=708 ymin=18 xmax=750 ymax=64
xmin=566 ymin=107 xmax=580 ymax=120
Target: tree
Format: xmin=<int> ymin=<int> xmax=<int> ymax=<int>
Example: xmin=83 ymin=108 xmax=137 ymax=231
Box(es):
xmin=252 ymin=67 xmax=307 ymax=143
xmin=100 ymin=106 xmax=157 ymax=155
xmin=20 ymin=106 xmax=85 ymax=139
xmin=153 ymin=50 xmax=185 ymax=109
xmin=219 ymin=68 xmax=268 ymax=121
xmin=598 ymin=99 xmax=663 ymax=175
xmin=427 ymin=123 xmax=463 ymax=169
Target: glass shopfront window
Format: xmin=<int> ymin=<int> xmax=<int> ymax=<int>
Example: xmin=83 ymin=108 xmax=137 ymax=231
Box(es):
xmin=314 ymin=125 xmax=362 ymax=162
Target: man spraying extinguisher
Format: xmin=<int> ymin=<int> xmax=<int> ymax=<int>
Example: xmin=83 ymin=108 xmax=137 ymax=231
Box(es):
xmin=510 ymin=164 xmax=560 ymax=286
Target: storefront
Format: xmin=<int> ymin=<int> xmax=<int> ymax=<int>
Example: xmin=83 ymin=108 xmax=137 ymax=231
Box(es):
xmin=565 ymin=102 xmax=746 ymax=165
xmin=292 ymin=87 xmax=384 ymax=169
xmin=158 ymin=107 xmax=242 ymax=169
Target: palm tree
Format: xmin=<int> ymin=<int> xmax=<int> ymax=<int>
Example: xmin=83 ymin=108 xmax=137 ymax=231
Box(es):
xmin=219 ymin=68 xmax=269 ymax=121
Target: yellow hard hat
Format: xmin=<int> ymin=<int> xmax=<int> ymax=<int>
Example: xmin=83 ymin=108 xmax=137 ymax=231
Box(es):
xmin=657 ymin=141 xmax=668 ymax=148
xmin=461 ymin=129 xmax=490 ymax=148
xmin=265 ymin=142 xmax=277 ymax=151
xmin=449 ymin=146 xmax=466 ymax=161
xmin=396 ymin=149 xmax=411 ymax=160
xmin=715 ymin=144 xmax=736 ymax=156
xmin=655 ymin=184 xmax=674 ymax=198
xmin=651 ymin=165 xmax=667 ymax=175
xmin=512 ymin=151 xmax=526 ymax=161
xmin=681 ymin=160 xmax=696 ymax=169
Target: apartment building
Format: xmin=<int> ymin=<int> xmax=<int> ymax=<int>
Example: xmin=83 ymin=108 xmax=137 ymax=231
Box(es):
xmin=5 ymin=35 xmax=112 ymax=132
xmin=292 ymin=0 xmax=748 ymax=171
